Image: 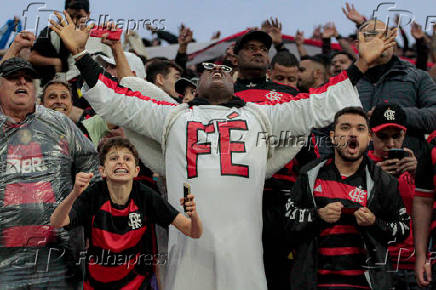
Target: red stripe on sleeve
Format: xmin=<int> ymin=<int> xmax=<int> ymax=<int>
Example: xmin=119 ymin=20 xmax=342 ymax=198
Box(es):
xmin=98 ymin=74 xmax=177 ymax=106
xmin=415 ymin=189 xmax=434 ymax=198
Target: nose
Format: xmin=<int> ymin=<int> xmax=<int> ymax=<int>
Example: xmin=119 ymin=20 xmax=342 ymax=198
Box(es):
xmin=386 ymin=138 xmax=395 ymax=149
xmin=16 ymin=76 xmax=28 ymax=85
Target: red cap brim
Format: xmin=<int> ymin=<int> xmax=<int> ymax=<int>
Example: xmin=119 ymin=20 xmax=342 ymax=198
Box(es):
xmin=371 ymin=123 xmax=407 ymax=133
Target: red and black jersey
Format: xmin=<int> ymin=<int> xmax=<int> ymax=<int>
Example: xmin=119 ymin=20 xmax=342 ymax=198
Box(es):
xmin=67 ymin=180 xmax=179 ymax=289
xmin=368 ymin=151 xmax=416 ymax=270
xmin=314 ymin=158 xmax=370 ymax=289
xmin=234 ymin=77 xmax=300 ymax=104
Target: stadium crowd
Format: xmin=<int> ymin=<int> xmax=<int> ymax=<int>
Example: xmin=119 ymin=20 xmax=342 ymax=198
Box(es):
xmin=1 ymin=0 xmax=436 ymax=289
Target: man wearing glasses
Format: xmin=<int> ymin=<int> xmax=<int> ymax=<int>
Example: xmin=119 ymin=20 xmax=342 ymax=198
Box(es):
xmin=50 ymin=11 xmax=396 ymax=290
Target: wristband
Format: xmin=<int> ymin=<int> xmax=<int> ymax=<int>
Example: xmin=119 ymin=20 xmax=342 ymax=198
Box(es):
xmin=72 ymin=49 xmax=88 ymax=61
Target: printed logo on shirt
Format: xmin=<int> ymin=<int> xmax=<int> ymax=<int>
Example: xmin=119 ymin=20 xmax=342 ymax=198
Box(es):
xmin=265 ymin=90 xmax=283 ymax=101
xmin=227 ymin=112 xmax=240 ymax=119
xmin=314 ymin=184 xmax=323 ymax=193
xmin=348 ymin=186 xmax=367 ymax=204
xmin=128 ymin=213 xmax=142 ymax=230
xmin=6 ymin=142 xmax=48 ymax=174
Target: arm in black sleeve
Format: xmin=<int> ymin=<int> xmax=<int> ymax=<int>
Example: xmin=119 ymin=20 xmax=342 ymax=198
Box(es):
xmin=274 ymin=42 xmax=290 ymax=53
xmin=175 ymin=51 xmax=187 ymax=74
xmin=346 ymin=64 xmax=364 ymax=86
xmin=367 ymin=178 xmax=410 ymax=244
xmin=416 ymin=37 xmax=429 ymax=71
xmin=75 ymin=53 xmax=115 ymax=88
xmin=322 ymin=37 xmax=331 ymax=55
xmin=399 ymin=26 xmax=409 ymax=54
xmin=156 ymin=30 xmax=179 ymax=44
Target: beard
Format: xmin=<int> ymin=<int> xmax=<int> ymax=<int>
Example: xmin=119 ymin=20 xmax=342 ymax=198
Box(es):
xmin=335 ymin=145 xmax=365 ymax=162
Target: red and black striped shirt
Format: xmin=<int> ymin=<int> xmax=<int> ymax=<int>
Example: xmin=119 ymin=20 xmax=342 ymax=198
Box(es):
xmin=67 ymin=181 xmax=179 ymax=289
xmin=314 ymin=159 xmax=370 ymax=289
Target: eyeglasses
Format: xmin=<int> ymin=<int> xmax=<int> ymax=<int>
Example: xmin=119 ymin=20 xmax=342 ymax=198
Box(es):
xmin=202 ymin=62 xmax=232 ymax=73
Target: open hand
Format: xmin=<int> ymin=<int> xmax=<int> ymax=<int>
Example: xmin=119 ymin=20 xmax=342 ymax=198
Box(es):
xmin=49 ymin=10 xmax=94 ymax=55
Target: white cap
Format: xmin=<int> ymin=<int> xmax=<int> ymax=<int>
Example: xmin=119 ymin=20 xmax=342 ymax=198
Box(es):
xmin=95 ymin=52 xmax=146 ymax=80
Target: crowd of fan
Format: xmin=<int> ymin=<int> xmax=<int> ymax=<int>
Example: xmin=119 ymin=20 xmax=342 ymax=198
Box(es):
xmin=1 ymin=0 xmax=436 ymax=289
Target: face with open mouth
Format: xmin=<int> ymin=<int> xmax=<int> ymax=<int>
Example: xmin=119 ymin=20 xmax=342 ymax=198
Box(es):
xmin=0 ymin=71 xmax=36 ymax=113
xmin=331 ymin=113 xmax=370 ymax=162
xmin=197 ymin=64 xmax=234 ymax=98
xmin=42 ymin=83 xmax=73 ymax=116
xmin=99 ymin=147 xmax=140 ymax=183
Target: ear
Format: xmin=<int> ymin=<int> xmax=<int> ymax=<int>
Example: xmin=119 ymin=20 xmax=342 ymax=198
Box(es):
xmin=354 ymin=39 xmax=359 ymax=51
xmin=132 ymin=71 xmax=137 ymax=77
xmin=99 ymin=166 xmax=106 ymax=178
xmin=267 ymin=68 xmax=272 ymax=79
xmin=329 ymin=130 xmax=336 ymax=145
xmin=156 ymin=73 xmax=165 ymax=87
xmin=134 ymin=166 xmax=140 ymax=178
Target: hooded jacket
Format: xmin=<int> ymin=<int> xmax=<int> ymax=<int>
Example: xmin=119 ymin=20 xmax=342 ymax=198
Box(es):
xmin=284 ymin=156 xmax=410 ymax=289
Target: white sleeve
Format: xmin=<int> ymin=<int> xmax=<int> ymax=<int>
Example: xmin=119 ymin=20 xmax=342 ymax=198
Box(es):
xmin=259 ymin=71 xmax=362 ymax=137
xmin=83 ymin=75 xmax=178 ymax=143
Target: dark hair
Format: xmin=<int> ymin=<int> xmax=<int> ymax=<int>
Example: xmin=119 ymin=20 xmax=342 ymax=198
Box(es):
xmin=301 ymin=54 xmax=330 ymax=67
xmin=333 ymin=106 xmax=369 ymax=129
xmin=271 ymin=51 xmax=299 ymax=68
xmin=330 ymin=51 xmax=356 ymax=62
xmin=41 ymin=80 xmax=72 ymax=102
xmin=145 ymin=59 xmax=182 ymax=83
xmin=98 ymin=137 xmax=140 ymax=166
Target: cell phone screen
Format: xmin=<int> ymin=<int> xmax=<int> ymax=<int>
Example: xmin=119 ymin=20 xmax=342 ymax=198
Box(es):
xmin=183 ymin=183 xmax=191 ymax=212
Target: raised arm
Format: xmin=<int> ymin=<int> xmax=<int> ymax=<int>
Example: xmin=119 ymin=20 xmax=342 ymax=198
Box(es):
xmin=261 ymin=28 xmax=398 ymax=136
xmin=49 ymin=11 xmax=178 ymax=143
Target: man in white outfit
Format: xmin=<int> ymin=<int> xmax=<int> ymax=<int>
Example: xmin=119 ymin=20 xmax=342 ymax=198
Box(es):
xmin=49 ymin=11 xmax=397 ymax=290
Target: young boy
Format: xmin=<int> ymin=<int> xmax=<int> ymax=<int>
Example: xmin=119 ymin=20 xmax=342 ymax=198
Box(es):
xmin=50 ymin=137 xmax=202 ymax=289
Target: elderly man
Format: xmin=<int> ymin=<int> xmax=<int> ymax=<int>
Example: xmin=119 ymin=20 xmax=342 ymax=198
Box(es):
xmin=0 ymin=34 xmax=99 ymax=288
xmin=50 ymin=11 xmax=396 ymax=290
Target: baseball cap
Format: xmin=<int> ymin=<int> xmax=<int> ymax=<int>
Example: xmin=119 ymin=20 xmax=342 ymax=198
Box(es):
xmin=0 ymin=57 xmax=38 ymax=78
xmin=175 ymin=78 xmax=197 ymax=95
xmin=94 ymin=52 xmax=147 ymax=79
xmin=370 ymin=103 xmax=407 ymax=133
xmin=65 ymin=0 xmax=89 ymax=12
xmin=233 ymin=30 xmax=272 ymax=54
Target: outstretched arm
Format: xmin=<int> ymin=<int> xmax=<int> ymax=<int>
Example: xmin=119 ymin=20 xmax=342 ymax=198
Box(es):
xmin=49 ymin=11 xmax=177 ymax=143
xmin=261 ymin=28 xmax=398 ymax=136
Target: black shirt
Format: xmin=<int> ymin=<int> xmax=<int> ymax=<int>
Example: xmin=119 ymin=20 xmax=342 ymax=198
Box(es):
xmin=67 ymin=180 xmax=179 ymax=289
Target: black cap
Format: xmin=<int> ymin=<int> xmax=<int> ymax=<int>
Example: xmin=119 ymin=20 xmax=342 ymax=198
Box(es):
xmin=175 ymin=78 xmax=197 ymax=95
xmin=0 ymin=57 xmax=38 ymax=78
xmin=233 ymin=30 xmax=272 ymax=54
xmin=370 ymin=103 xmax=407 ymax=133
xmin=65 ymin=0 xmax=89 ymax=12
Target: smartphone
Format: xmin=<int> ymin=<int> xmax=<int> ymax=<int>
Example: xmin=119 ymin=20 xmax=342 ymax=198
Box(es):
xmin=387 ymin=148 xmax=406 ymax=160
xmin=183 ymin=183 xmax=191 ymax=213
xmin=341 ymin=207 xmax=359 ymax=215
xmin=90 ymin=26 xmax=123 ymax=41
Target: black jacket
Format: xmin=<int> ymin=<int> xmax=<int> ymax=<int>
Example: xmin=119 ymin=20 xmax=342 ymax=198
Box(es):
xmin=357 ymin=55 xmax=436 ymax=160
xmin=284 ymin=156 xmax=410 ymax=289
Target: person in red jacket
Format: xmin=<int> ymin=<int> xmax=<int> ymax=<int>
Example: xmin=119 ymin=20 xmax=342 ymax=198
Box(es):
xmin=368 ymin=103 xmax=433 ymax=289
